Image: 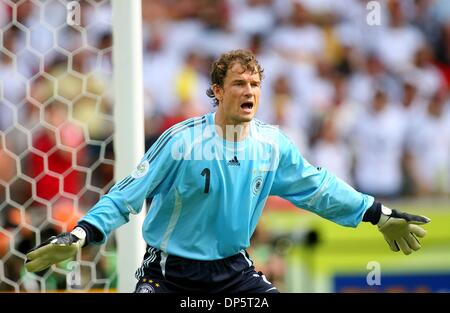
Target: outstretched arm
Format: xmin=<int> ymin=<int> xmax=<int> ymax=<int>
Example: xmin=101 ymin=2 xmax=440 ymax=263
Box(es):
xmin=271 ymin=132 xmax=430 ymax=255
xmin=25 ymin=127 xmax=185 ymax=273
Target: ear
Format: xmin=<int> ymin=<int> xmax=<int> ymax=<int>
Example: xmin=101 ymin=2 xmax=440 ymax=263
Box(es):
xmin=212 ymin=84 xmax=223 ymax=103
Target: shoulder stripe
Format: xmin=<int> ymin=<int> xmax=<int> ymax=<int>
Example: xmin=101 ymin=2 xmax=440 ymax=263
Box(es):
xmin=147 ymin=116 xmax=206 ymax=164
xmin=117 ymin=116 xmax=204 ymax=191
xmin=117 ymin=116 xmax=206 ymax=191
xmin=259 ymin=124 xmax=279 ymax=131
xmin=255 ymin=120 xmax=279 ymax=131
xmin=116 ymin=176 xmax=133 ymax=190
xmin=119 ymin=177 xmax=136 ymax=191
xmin=146 ymin=116 xmax=204 ymax=161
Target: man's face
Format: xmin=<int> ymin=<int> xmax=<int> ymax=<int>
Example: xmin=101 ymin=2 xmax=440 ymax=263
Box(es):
xmin=214 ymin=63 xmax=261 ymax=124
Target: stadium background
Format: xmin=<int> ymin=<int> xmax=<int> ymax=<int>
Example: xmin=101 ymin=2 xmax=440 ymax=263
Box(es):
xmin=0 ymin=0 xmax=449 ymax=292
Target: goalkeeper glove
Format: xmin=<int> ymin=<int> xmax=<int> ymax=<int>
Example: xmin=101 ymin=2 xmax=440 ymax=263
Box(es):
xmin=25 ymin=227 xmax=86 ymax=273
xmin=377 ymin=205 xmax=430 ymax=255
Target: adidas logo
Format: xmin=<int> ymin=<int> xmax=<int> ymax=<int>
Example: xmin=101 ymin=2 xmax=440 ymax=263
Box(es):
xmin=228 ymin=156 xmax=240 ymax=166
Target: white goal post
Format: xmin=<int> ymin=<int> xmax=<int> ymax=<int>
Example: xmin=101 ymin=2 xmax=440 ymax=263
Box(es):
xmin=111 ymin=0 xmax=146 ymax=293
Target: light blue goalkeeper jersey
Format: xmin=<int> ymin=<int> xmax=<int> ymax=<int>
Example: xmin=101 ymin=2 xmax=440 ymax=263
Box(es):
xmin=80 ymin=112 xmax=374 ymax=260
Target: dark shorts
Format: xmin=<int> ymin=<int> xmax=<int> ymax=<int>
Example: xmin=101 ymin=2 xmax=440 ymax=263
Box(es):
xmin=134 ymin=246 xmax=279 ymax=293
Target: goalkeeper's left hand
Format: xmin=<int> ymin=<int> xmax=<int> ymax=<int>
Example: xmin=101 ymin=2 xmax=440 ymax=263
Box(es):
xmin=25 ymin=227 xmax=86 ymax=273
xmin=377 ymin=206 xmax=430 ymax=255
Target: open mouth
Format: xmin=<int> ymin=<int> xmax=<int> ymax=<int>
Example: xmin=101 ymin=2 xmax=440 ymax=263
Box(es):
xmin=240 ymin=102 xmax=254 ymax=110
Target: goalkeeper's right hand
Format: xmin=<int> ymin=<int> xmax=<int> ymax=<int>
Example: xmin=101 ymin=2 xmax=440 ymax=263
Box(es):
xmin=25 ymin=227 xmax=86 ymax=273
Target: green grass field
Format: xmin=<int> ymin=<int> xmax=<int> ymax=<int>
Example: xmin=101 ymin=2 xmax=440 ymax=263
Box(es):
xmin=260 ymin=198 xmax=450 ymax=292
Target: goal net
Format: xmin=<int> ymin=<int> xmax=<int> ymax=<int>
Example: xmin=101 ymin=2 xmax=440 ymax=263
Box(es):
xmin=0 ymin=0 xmax=118 ymax=292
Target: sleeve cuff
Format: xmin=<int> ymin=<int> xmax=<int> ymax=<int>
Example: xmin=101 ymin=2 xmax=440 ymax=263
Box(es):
xmin=362 ymin=201 xmax=382 ymax=225
xmin=76 ymin=221 xmax=105 ymax=246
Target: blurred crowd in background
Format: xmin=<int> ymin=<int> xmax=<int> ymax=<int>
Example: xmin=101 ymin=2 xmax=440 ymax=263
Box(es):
xmin=1 ymin=0 xmax=450 ymax=291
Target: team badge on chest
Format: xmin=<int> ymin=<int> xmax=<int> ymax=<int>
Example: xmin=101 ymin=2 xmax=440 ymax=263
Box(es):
xmin=252 ymin=176 xmax=263 ymax=196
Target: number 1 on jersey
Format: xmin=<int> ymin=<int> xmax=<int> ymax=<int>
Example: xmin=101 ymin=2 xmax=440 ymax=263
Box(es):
xmin=201 ymin=168 xmax=210 ymax=194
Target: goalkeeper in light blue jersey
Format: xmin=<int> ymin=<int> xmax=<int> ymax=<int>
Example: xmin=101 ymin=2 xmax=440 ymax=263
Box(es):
xmin=25 ymin=50 xmax=430 ymax=293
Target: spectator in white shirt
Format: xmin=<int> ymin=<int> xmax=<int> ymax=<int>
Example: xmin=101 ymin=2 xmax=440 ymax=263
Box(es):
xmin=311 ymin=115 xmax=353 ymax=185
xmin=373 ymin=0 xmax=425 ymax=74
xmin=406 ymin=89 xmax=450 ymax=195
xmin=352 ymin=89 xmax=407 ymax=198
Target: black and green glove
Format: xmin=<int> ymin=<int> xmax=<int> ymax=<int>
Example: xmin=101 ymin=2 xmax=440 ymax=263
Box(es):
xmin=25 ymin=227 xmax=86 ymax=273
xmin=377 ymin=206 xmax=430 ymax=255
